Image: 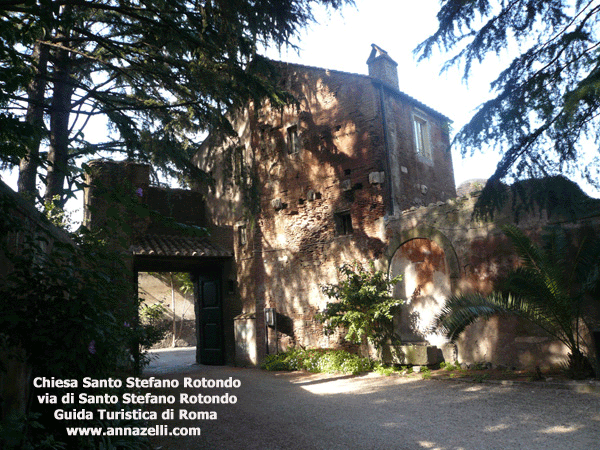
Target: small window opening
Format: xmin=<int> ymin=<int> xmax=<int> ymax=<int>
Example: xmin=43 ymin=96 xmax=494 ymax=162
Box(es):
xmin=228 ymin=280 xmax=236 ymax=294
xmin=260 ymin=127 xmax=269 ymax=141
xmin=234 ymin=146 xmax=245 ymax=185
xmin=287 ymin=125 xmax=300 ymax=155
xmin=238 ymin=225 xmax=247 ymax=247
xmin=334 ymin=211 xmax=353 ymax=236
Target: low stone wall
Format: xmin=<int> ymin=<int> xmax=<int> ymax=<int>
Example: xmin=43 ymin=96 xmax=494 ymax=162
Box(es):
xmin=384 ymin=183 xmax=600 ymax=370
xmin=151 ymin=319 xmax=197 ymax=349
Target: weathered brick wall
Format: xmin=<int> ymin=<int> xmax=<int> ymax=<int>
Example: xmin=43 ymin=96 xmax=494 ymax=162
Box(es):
xmin=84 ymin=160 xmax=239 ymax=364
xmin=382 ymin=92 xmax=455 ymax=212
xmin=144 ymin=187 xmax=206 ymax=235
xmin=196 ymin=65 xmax=394 ymax=360
xmin=84 ymin=160 xmax=151 ymax=241
xmin=251 ymin=66 xmax=391 ymax=359
xmin=84 ymin=161 xmax=213 ymax=240
xmin=196 ymin=61 xmax=457 ymax=363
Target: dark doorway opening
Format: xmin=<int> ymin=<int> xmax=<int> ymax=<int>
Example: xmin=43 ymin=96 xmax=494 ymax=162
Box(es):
xmin=134 ymin=253 xmax=229 ymax=366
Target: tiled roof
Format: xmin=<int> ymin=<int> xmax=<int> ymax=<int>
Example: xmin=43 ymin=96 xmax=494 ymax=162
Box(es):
xmin=131 ymin=234 xmax=232 ymax=258
xmin=272 ymin=60 xmax=451 ymax=122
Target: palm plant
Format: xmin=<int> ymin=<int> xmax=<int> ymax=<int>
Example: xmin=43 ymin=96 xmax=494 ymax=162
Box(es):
xmin=432 ymin=225 xmax=600 ymax=378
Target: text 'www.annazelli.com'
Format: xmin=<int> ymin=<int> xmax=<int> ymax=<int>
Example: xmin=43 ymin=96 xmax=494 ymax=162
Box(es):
xmin=66 ymin=425 xmax=200 ymax=437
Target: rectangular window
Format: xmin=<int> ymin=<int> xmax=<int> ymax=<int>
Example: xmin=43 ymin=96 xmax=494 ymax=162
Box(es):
xmin=287 ymin=125 xmax=300 ymax=155
xmin=238 ymin=225 xmax=247 ymax=247
xmin=413 ymin=116 xmax=432 ymax=160
xmin=259 ymin=125 xmax=272 ymax=151
xmin=233 ymin=146 xmax=245 ymax=185
xmin=334 ymin=211 xmax=353 ymax=236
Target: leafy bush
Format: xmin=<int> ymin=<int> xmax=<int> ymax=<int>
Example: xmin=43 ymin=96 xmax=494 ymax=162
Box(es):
xmin=316 ymin=350 xmax=373 ymax=374
xmin=373 ymin=363 xmax=402 ymax=376
xmin=0 ymin=235 xmax=136 ymax=379
xmin=261 ymin=348 xmax=324 ymax=372
xmin=316 ymin=261 xmax=403 ymax=355
xmin=139 ymin=302 xmax=169 ymax=350
xmin=439 ymin=361 xmax=462 ymax=372
xmin=261 ymin=348 xmax=373 ymax=375
xmin=0 ymin=201 xmax=163 ymax=448
xmin=0 ymin=412 xmax=66 ymax=450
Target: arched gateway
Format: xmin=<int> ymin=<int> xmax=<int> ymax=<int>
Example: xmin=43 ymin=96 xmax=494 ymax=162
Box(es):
xmin=385 ymin=226 xmax=461 ymax=348
xmin=84 ymin=161 xmax=235 ymax=366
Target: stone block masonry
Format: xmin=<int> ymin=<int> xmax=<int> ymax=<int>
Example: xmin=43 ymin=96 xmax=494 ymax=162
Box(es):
xmin=385 ymin=183 xmax=600 ymax=369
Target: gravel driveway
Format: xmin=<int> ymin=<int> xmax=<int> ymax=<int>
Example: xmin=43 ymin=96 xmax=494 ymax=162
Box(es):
xmin=145 ymin=349 xmax=600 ymax=450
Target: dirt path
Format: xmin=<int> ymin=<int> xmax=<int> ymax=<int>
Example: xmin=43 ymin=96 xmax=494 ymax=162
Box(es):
xmin=143 ymin=352 xmax=600 ymax=450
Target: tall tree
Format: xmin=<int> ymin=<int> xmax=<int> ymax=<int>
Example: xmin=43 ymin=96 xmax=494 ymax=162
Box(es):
xmin=417 ymin=0 xmax=600 ymax=205
xmin=0 ymin=0 xmax=352 ymax=206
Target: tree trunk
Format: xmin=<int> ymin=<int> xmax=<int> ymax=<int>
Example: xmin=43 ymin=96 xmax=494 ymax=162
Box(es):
xmin=171 ymin=273 xmax=176 ymax=347
xmin=18 ymin=41 xmax=49 ymax=201
xmin=45 ymin=46 xmax=73 ymax=207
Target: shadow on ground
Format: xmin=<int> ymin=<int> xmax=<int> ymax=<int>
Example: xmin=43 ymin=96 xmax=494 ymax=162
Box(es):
xmin=142 ymin=349 xmax=600 ymax=450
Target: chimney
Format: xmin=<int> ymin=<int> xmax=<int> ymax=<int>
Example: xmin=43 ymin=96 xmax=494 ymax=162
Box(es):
xmin=367 ymin=44 xmax=399 ymax=90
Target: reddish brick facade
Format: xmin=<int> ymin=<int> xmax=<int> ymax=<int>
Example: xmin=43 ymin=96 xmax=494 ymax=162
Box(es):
xmin=195 ymin=46 xmax=456 ymax=364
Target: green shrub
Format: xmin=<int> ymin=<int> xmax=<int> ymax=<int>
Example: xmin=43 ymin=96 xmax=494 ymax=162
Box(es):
xmin=401 ymin=365 xmax=413 ymax=374
xmin=473 ymin=373 xmax=490 ymax=383
xmin=261 ymin=348 xmax=373 ymax=375
xmin=433 ymin=225 xmax=600 ymax=379
xmin=0 ymin=412 xmax=66 ymax=450
xmin=439 ymin=361 xmax=462 ymax=371
xmin=316 ymin=350 xmax=373 ymax=374
xmin=373 ymin=363 xmax=402 ymax=376
xmin=0 ymin=203 xmax=163 ymax=449
xmin=316 ymin=261 xmax=403 ymax=355
xmin=139 ymin=302 xmax=169 ymax=349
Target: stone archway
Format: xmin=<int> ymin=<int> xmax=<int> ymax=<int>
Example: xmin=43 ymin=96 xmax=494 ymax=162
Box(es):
xmin=386 ymin=227 xmax=460 ymax=346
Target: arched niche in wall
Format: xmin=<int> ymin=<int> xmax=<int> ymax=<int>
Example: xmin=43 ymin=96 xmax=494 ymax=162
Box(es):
xmin=385 ymin=227 xmax=460 ymax=345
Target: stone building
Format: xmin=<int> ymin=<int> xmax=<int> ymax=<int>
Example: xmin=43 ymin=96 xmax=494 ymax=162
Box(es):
xmin=83 ymin=47 xmax=600 ymax=370
xmin=384 ymin=180 xmax=600 ymax=369
xmin=194 ymin=45 xmax=456 ymax=365
xmin=83 ymin=161 xmax=235 ymax=365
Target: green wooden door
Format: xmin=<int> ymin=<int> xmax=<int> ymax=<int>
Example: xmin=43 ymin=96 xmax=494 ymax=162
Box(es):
xmin=195 ymin=273 xmax=224 ymax=365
